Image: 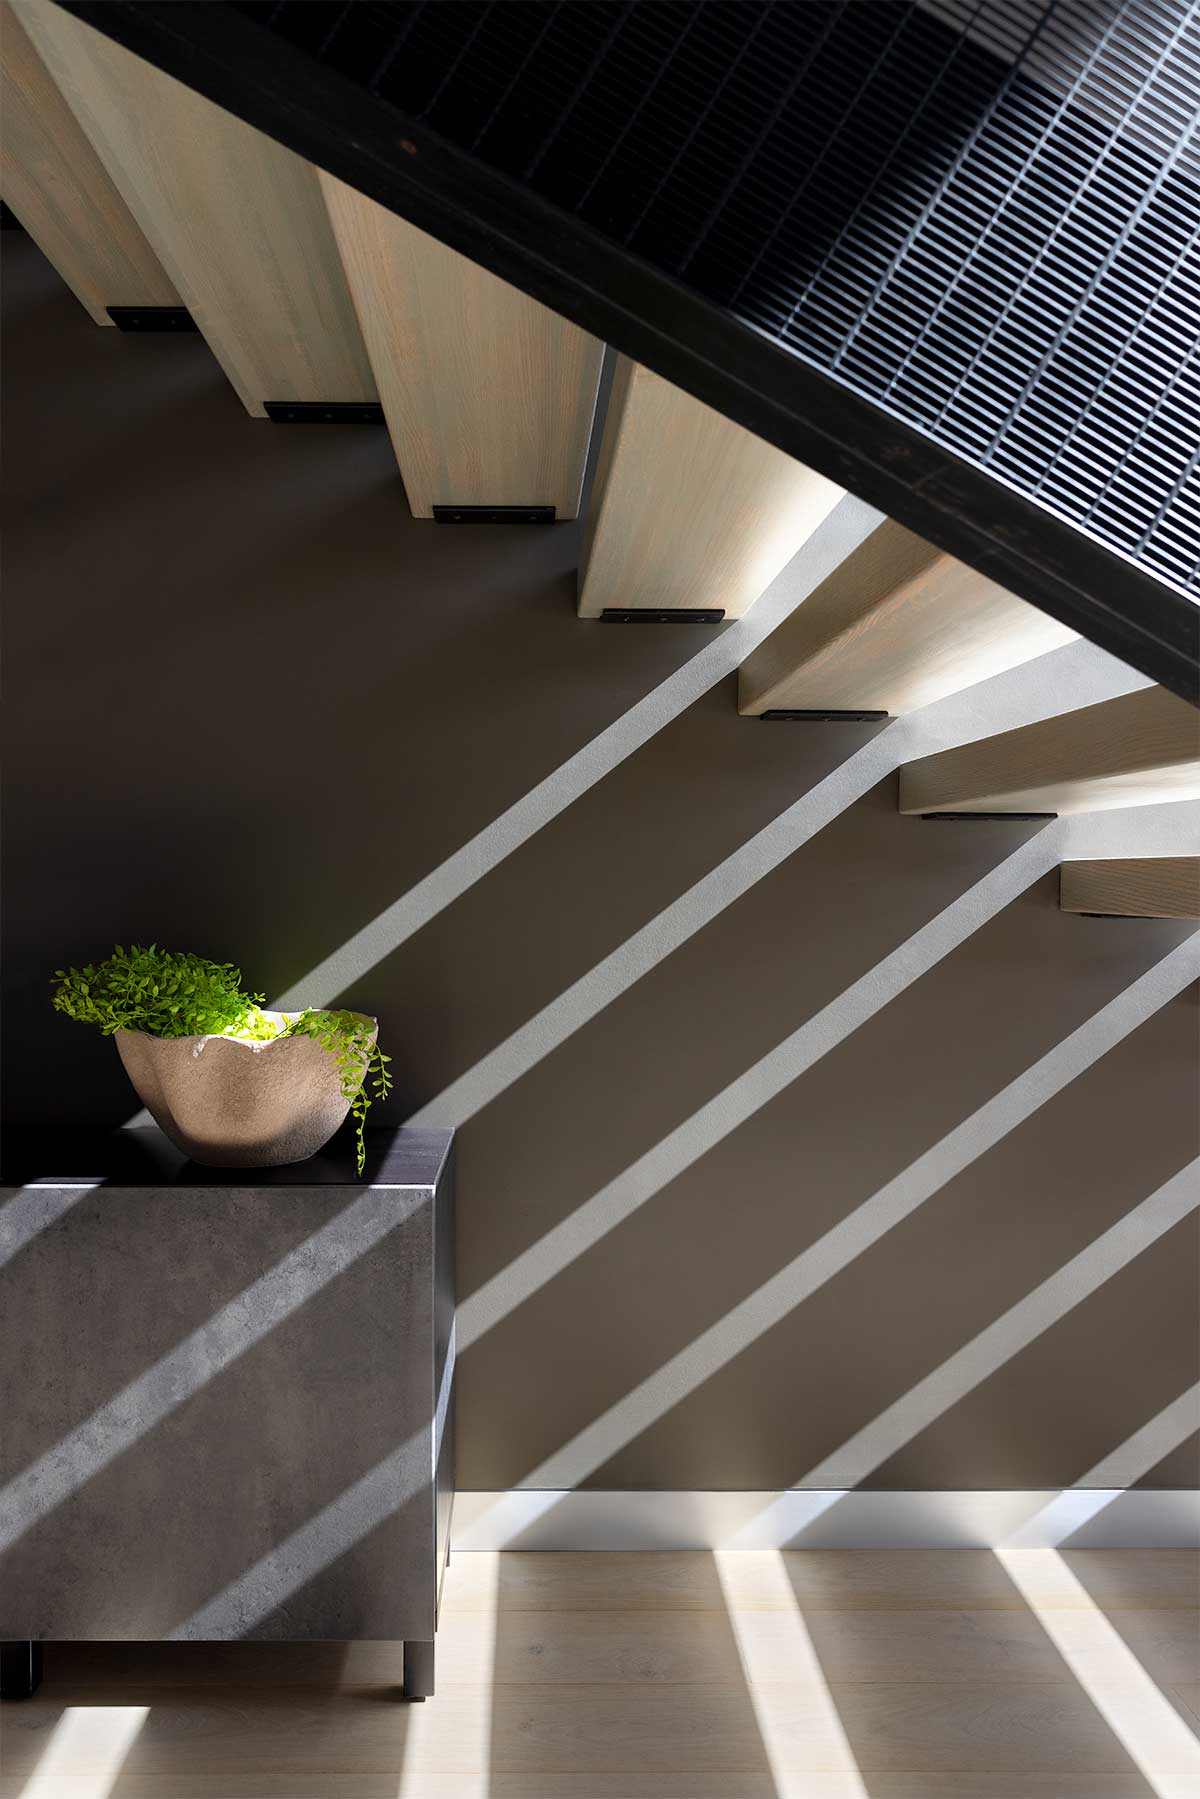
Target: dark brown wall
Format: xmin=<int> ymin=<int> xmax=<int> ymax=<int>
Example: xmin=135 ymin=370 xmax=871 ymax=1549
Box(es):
xmin=4 ymin=235 xmax=1197 ymax=1491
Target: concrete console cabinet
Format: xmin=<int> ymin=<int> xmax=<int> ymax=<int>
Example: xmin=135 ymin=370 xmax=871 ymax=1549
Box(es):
xmin=0 ymin=1126 xmax=454 ymax=1700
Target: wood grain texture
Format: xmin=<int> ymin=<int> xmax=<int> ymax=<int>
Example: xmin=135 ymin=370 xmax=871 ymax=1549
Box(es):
xmin=0 ymin=1684 xmax=1187 ymax=1784
xmin=4 ymin=1553 xmax=1194 ymax=1796
xmin=18 ymin=0 xmax=374 ymax=414
xmin=442 ymin=1547 xmax=1200 ymax=1613
xmin=1173 ymin=1682 xmax=1200 ymax=1724
xmin=578 ymin=358 xmax=843 ymax=617
xmin=0 ymin=2 xmax=177 ymax=323
xmin=1061 ymin=857 xmax=1200 ymax=917
xmin=0 ymin=1778 xmax=1176 ymax=1799
xmin=56 ymin=1604 xmax=1194 ymax=1691
xmin=321 ymin=173 xmax=604 ymax=516
xmin=899 ymin=685 xmax=1200 ymax=816
xmin=738 ymin=517 xmax=1077 ymax=715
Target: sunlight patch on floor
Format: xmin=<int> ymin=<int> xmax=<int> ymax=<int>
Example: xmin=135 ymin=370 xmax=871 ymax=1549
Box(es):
xmin=18 ymin=1705 xmax=149 ymax=1799
xmin=396 ymin=1553 xmax=499 ymax=1796
xmin=995 ymin=1547 xmax=1200 ymax=1799
xmin=715 ymin=1548 xmax=868 ymax=1789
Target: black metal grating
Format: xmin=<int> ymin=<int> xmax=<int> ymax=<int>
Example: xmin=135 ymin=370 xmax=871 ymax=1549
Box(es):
xmin=244 ymin=0 xmax=1200 ymax=596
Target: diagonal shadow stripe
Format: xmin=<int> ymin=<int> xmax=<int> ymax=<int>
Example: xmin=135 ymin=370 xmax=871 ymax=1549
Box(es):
xmin=177 ymin=1164 xmax=1198 ymax=1592
xmin=0 ymin=1187 xmax=426 ymax=1553
xmin=792 ymin=1157 xmax=1200 ymax=1494
xmin=174 ymin=1448 xmax=418 ymax=1640
xmin=407 ymin=730 xmax=896 ymax=1129
xmin=666 ymin=1159 xmax=1200 ymax=1551
xmin=488 ymin=939 xmax=1200 ymax=1490
xmin=0 ymin=1183 xmax=105 ymax=1272
xmin=270 ymin=534 xmax=1155 ymax=1027
xmin=1003 ymin=1381 xmax=1200 ymax=1547
xmin=168 ymin=1326 xmax=457 ymax=1639
xmin=1074 ymin=1382 xmax=1200 ymax=1491
xmin=407 ymin=650 xmax=1169 ymax=1138
xmin=458 ymin=823 xmax=1069 ymax=1348
xmin=993 ymin=1545 xmax=1200 ymax=1796
xmin=120 ymin=498 xmax=886 ymax=1131
xmin=271 ymin=496 xmax=886 ymax=1012
xmin=714 ymin=1546 xmax=869 ymax=1795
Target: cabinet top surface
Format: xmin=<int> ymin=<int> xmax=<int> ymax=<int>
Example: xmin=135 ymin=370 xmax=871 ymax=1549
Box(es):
xmin=1 ymin=1125 xmax=453 ymax=1190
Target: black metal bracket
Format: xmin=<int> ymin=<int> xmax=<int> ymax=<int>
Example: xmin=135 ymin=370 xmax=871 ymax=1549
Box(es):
xmin=432 ymin=505 xmax=555 ymax=524
xmin=761 ymin=708 xmax=889 ymax=722
xmin=602 ymin=608 xmax=725 ymax=623
xmin=107 ymin=306 xmax=198 ymax=332
xmin=920 ymin=812 xmax=1058 ymax=821
xmin=264 ymin=401 xmax=385 ymax=423
xmin=1 ymin=1642 xmax=43 ymax=1701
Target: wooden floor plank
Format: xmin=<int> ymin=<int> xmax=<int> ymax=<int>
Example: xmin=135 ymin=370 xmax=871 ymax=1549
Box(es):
xmin=1171 ymin=1681 xmax=1200 ymax=1725
xmin=0 ymin=1776 xmax=1170 ymax=1799
xmin=443 ymin=1548 xmax=1200 ymax=1613
xmin=730 ymin=1606 xmax=1199 ymax=1688
xmin=5 ymin=1553 xmax=1195 ymax=1797
xmin=0 ymin=1685 xmax=1167 ymax=1778
xmin=36 ymin=1605 xmax=1198 ymax=1693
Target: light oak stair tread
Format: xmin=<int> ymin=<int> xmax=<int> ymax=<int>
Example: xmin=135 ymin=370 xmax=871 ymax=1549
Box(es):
xmin=578 ymin=358 xmax=842 ymax=619
xmin=18 ymin=3 xmax=375 ymax=415
xmin=738 ymin=517 xmax=1076 ymax=717
xmin=0 ymin=1 xmax=178 ymax=323
xmin=321 ymin=174 xmax=604 ymax=518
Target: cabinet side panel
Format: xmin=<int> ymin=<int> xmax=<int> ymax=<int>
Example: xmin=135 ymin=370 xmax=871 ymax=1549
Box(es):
xmin=434 ymin=1142 xmax=456 ymax=1618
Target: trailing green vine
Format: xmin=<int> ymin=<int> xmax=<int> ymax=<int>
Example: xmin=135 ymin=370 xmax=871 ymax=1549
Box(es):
xmin=284 ymin=1007 xmax=392 ymax=1175
xmin=52 ymin=944 xmax=392 ymax=1174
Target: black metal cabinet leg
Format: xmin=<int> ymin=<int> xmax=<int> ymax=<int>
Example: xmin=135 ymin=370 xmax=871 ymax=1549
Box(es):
xmin=1 ymin=1642 xmax=43 ymax=1700
xmin=402 ymin=1638 xmax=434 ymax=1701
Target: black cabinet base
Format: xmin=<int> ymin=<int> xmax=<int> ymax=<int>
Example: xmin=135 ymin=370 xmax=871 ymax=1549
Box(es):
xmin=1 ymin=1640 xmax=42 ymax=1700
xmin=0 ymin=1638 xmax=442 ymax=1700
xmin=402 ymin=1638 xmax=434 ymax=1701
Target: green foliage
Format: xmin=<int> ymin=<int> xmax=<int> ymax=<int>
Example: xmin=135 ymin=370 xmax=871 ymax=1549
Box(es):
xmin=51 ymin=944 xmax=267 ymax=1040
xmin=51 ymin=944 xmax=389 ymax=1174
xmin=286 ymin=1009 xmax=393 ymax=1177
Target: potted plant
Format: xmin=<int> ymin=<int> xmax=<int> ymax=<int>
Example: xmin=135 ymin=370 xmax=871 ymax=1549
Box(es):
xmin=51 ymin=945 xmax=391 ymax=1173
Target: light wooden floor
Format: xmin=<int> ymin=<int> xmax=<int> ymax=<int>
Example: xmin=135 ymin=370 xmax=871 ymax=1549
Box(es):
xmin=2 ymin=1551 xmax=1197 ymax=1797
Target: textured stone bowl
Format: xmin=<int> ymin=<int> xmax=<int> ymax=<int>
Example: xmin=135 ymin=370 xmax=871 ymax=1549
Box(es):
xmin=114 ymin=1011 xmax=378 ymax=1167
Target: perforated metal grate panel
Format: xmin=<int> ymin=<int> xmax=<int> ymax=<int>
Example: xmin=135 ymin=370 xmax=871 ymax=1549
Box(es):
xmin=245 ymin=0 xmax=1200 ymax=596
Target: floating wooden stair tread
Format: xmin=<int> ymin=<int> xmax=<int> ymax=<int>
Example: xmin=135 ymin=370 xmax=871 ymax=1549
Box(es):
xmin=321 ymin=174 xmax=604 ymax=519
xmin=738 ymin=517 xmax=1077 ymax=717
xmin=21 ymin=2 xmax=374 ymax=417
xmin=0 ymin=1 xmax=178 ymax=324
xmin=1061 ymin=858 xmax=1200 ymax=917
xmin=578 ymin=358 xmax=843 ymax=620
xmin=899 ymin=686 xmax=1200 ymax=817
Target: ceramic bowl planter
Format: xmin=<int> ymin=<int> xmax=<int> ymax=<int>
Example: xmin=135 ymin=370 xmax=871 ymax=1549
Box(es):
xmin=53 ymin=946 xmax=391 ymax=1173
xmin=115 ymin=1010 xmax=379 ymax=1168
